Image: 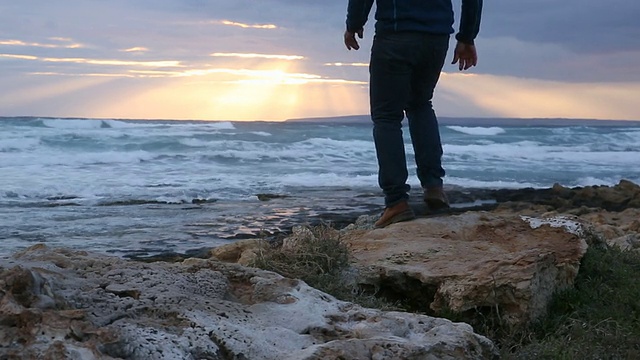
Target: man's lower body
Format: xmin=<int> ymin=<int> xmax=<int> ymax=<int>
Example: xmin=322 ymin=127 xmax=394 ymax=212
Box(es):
xmin=369 ymin=32 xmax=450 ymax=227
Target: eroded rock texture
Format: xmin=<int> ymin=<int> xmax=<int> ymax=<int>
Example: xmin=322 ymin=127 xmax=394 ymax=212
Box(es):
xmin=0 ymin=245 xmax=497 ymax=360
xmin=342 ymin=212 xmax=588 ymax=325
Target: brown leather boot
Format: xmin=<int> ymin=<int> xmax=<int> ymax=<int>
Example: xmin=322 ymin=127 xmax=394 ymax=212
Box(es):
xmin=424 ymin=186 xmax=450 ymax=210
xmin=374 ymin=201 xmax=415 ymax=228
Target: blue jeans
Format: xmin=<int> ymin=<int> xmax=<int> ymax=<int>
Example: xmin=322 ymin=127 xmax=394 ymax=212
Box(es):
xmin=369 ymin=32 xmax=449 ymax=207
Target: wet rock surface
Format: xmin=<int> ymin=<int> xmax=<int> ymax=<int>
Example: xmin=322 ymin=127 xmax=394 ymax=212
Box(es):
xmin=211 ymin=180 xmax=640 ymax=328
xmin=307 ymin=179 xmax=640 ymax=231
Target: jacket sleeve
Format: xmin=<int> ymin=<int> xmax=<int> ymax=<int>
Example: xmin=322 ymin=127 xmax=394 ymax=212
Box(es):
xmin=346 ymin=0 xmax=375 ymax=32
xmin=456 ymin=0 xmax=483 ymax=44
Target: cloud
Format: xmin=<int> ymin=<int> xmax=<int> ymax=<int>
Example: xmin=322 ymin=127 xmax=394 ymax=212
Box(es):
xmin=437 ymin=72 xmax=640 ymax=120
xmin=1 ymin=53 xmax=182 ymax=68
xmin=0 ymin=38 xmax=83 ymax=49
xmin=0 ymin=54 xmax=38 ymax=60
xmin=481 ymin=0 xmax=640 ymax=54
xmin=30 ymin=72 xmax=135 ymax=78
xmin=1 ymin=0 xmax=639 ymax=121
xmin=472 ymin=36 xmax=640 ymax=82
xmin=217 ymin=20 xmax=277 ymax=29
xmin=2 ymin=50 xmax=361 ymax=86
xmin=120 ymin=47 xmax=149 ymax=53
xmin=128 ymin=68 xmax=365 ymax=85
xmin=211 ymin=52 xmax=304 ymax=60
xmin=324 ymin=62 xmax=368 ymax=67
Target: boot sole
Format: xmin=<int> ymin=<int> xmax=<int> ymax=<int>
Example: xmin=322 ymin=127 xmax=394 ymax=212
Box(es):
xmin=374 ymin=209 xmax=416 ymax=228
xmin=425 ymin=198 xmax=450 ymax=210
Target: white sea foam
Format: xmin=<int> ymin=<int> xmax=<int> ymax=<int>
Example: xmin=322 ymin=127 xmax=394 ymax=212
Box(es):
xmin=0 ymin=138 xmax=40 ymax=151
xmin=4 ymin=118 xmax=640 ymax=259
xmin=445 ymin=141 xmax=562 ymax=160
xmin=0 ymin=150 xmax=156 ymax=167
xmin=445 ymin=177 xmax=542 ymax=189
xmin=447 ymin=126 xmax=506 ymax=136
xmin=178 ymin=138 xmax=212 ymax=147
xmin=2 ymin=120 xmax=639 ymax=203
xmin=574 ymin=176 xmax=630 ymax=187
xmin=275 ymin=172 xmax=378 ymax=188
xmin=103 ymin=120 xmax=157 ymax=128
xmin=39 ymin=118 xmax=237 ymax=131
xmin=42 ymin=118 xmax=105 ymax=129
xmin=444 ymin=142 xmax=640 ymax=166
xmin=199 ymin=121 xmax=236 ymax=130
xmin=190 ymin=138 xmax=374 ymax=163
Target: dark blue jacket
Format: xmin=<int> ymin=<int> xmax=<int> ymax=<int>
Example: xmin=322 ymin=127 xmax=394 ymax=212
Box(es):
xmin=346 ymin=0 xmax=482 ymax=44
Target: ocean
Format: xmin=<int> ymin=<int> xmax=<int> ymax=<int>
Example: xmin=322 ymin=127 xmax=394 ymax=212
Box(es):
xmin=1 ymin=116 xmax=640 ymax=258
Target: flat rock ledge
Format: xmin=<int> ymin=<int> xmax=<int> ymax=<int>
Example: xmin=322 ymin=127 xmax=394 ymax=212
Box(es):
xmin=341 ymin=212 xmax=589 ymax=325
xmin=0 ymin=245 xmax=498 ymax=360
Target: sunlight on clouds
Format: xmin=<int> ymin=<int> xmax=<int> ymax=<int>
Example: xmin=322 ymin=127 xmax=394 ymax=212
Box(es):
xmin=0 ymin=54 xmax=38 ymax=60
xmin=30 ymin=72 xmax=135 ymax=78
xmin=130 ymin=68 xmax=318 ymax=79
xmin=121 ymin=47 xmax=149 ymax=53
xmin=1 ymin=53 xmax=182 ymax=68
xmin=440 ymin=73 xmax=640 ymax=120
xmin=211 ymin=53 xmax=304 ymax=60
xmin=3 ymin=48 xmax=370 ymax=120
xmin=2 ymin=47 xmax=379 ymax=121
xmin=230 ymin=78 xmax=366 ymax=85
xmin=0 ymin=39 xmax=82 ymax=49
xmin=128 ymin=68 xmax=364 ymax=85
xmin=218 ymin=20 xmax=277 ymax=29
xmin=87 ymin=59 xmax=368 ymax=121
xmin=41 ymin=57 xmax=182 ymax=67
xmin=7 ymin=46 xmax=637 ymax=121
xmin=92 ymin=81 xmax=367 ymax=121
xmin=0 ymin=76 xmax=112 ymax=109
xmin=5 ymin=52 xmax=364 ymax=86
xmin=324 ymin=62 xmax=369 ymax=67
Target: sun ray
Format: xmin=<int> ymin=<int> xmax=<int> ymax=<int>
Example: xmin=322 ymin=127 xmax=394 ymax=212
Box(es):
xmin=81 ymin=57 xmax=369 ymax=121
xmin=439 ymin=73 xmax=640 ymax=120
xmin=0 ymin=75 xmax=116 ymax=110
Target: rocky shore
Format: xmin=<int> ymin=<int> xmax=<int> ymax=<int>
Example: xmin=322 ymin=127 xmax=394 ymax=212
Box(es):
xmin=1 ymin=180 xmax=639 ymax=359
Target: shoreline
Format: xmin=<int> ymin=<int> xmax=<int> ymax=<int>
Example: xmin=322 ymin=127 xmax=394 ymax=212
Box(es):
xmin=129 ymin=179 xmax=640 ymax=262
xmin=2 ymin=180 xmax=638 ymax=262
xmin=1 ymin=179 xmax=638 ymax=359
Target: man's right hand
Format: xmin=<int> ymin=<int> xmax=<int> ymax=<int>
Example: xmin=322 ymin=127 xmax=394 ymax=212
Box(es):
xmin=451 ymin=41 xmax=478 ymax=71
xmin=344 ymin=29 xmax=363 ymax=50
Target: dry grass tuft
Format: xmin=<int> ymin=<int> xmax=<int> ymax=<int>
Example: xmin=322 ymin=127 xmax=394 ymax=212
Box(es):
xmin=250 ymin=224 xmax=401 ymax=310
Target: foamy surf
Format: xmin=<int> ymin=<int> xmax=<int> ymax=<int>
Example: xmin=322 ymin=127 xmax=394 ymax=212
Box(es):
xmin=1 ymin=116 xmax=639 ymax=258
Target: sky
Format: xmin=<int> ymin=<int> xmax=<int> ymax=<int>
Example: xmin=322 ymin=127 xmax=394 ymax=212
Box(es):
xmin=1 ymin=0 xmax=639 ymax=121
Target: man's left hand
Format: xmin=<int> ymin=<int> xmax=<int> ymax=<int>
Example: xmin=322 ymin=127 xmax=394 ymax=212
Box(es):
xmin=451 ymin=41 xmax=478 ymax=71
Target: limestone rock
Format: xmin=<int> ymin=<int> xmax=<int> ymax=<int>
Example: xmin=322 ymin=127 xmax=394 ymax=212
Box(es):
xmin=282 ymin=225 xmax=317 ymax=251
xmin=209 ymin=238 xmax=268 ymax=265
xmin=0 ymin=245 xmax=497 ymax=360
xmin=486 ymin=179 xmax=640 ymax=212
xmin=608 ymin=234 xmax=640 ymax=251
xmin=578 ymin=208 xmax=640 ymax=250
xmin=342 ymin=212 xmax=588 ymax=325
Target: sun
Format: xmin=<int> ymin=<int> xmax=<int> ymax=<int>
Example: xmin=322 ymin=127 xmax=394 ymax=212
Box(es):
xmin=88 ymin=59 xmax=369 ymax=121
